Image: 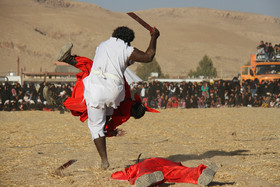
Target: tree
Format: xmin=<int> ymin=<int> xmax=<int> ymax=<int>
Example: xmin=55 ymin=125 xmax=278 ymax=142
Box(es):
xmin=188 ymin=55 xmax=217 ymax=78
xmin=135 ymin=58 xmax=167 ymax=80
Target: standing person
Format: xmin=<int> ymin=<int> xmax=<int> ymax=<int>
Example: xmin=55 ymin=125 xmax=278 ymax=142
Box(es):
xmin=57 ymin=26 xmax=160 ymax=169
xmin=267 ymin=42 xmax=274 ymax=61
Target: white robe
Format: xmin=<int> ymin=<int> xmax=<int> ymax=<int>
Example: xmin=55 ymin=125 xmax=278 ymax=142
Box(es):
xmin=83 ymin=37 xmax=134 ymax=139
xmin=83 ymin=37 xmax=134 ymax=109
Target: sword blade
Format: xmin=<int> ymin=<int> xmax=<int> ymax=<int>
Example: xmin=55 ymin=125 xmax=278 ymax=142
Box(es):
xmin=127 ymin=12 xmax=153 ymax=32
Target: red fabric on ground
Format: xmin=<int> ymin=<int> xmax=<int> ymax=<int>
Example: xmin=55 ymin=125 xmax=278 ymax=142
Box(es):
xmin=111 ymin=157 xmax=206 ymax=185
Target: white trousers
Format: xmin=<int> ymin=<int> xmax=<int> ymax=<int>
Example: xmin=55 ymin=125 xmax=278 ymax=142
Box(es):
xmin=87 ymin=105 xmax=114 ymax=140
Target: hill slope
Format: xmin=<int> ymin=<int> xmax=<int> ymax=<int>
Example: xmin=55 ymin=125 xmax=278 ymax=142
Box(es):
xmin=1 ymin=0 xmax=279 ymax=78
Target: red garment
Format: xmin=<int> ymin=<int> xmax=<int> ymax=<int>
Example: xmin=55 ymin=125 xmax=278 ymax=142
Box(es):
xmin=63 ymin=56 xmax=92 ymax=122
xmin=111 ymin=157 xmax=206 ymax=185
xmin=63 ymin=56 xmax=159 ymax=136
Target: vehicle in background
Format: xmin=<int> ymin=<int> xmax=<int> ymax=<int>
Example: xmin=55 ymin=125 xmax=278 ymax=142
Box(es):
xmin=240 ymin=54 xmax=280 ymax=85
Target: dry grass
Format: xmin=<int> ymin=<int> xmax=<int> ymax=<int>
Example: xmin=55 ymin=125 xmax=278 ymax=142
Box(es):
xmin=0 ymin=108 xmax=279 ymax=186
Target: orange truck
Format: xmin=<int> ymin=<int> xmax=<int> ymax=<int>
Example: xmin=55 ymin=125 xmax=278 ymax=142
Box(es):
xmin=240 ymin=54 xmax=280 ymax=85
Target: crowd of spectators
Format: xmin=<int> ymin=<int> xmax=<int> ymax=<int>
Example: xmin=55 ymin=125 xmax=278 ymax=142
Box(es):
xmin=0 ymin=82 xmax=73 ymax=111
xmin=130 ymin=79 xmax=280 ymax=109
xmin=0 ymin=78 xmax=280 ymax=111
xmin=256 ymin=41 xmax=280 ymax=62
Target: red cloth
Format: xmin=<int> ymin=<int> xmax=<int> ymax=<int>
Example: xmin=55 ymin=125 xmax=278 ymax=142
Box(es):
xmin=63 ymin=56 xmax=159 ymax=136
xmin=111 ymin=157 xmax=206 ymax=185
xmin=63 ymin=56 xmax=92 ymax=122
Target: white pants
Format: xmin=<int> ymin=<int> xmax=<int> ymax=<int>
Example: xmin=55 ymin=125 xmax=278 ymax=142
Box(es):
xmin=87 ymin=105 xmax=114 ymax=140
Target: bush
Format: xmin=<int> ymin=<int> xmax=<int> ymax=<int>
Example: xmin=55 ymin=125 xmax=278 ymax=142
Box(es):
xmin=188 ymin=55 xmax=217 ymax=78
xmin=136 ymin=58 xmax=167 ymax=80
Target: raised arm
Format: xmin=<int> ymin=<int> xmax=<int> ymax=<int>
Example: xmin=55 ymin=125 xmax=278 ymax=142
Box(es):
xmin=127 ymin=28 xmax=160 ymax=64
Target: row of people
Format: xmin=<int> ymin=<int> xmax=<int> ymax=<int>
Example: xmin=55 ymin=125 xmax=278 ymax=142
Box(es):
xmin=130 ymin=79 xmax=280 ymax=109
xmin=0 ymin=82 xmax=73 ymax=111
xmin=256 ymin=41 xmax=280 ymax=61
xmin=1 ymin=78 xmax=280 ymax=111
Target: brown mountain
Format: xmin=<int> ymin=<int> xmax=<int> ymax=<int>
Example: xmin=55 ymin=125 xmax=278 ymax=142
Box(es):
xmin=1 ymin=0 xmax=280 ymax=78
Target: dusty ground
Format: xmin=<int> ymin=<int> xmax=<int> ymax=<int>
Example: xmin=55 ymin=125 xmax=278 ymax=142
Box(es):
xmin=0 ymin=108 xmax=279 ymax=187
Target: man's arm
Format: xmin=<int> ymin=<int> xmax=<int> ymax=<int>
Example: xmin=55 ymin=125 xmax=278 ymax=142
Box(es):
xmin=128 ymin=28 xmax=160 ymax=64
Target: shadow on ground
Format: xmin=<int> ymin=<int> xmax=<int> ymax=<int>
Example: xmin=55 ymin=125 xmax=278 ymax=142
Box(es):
xmin=165 ymin=149 xmax=250 ymax=162
xmin=209 ymin=181 xmax=235 ymax=186
xmin=158 ymin=181 xmax=235 ymax=186
xmin=129 ymin=150 xmax=250 ymax=165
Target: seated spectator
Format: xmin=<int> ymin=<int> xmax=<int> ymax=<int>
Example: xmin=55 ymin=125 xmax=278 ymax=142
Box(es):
xmin=171 ymin=96 xmax=179 ymax=108
xmin=261 ymin=93 xmax=271 ymax=107
xmin=179 ymin=98 xmax=186 ymax=108
xmin=197 ymin=96 xmax=206 ymax=108
xmin=10 ymin=100 xmax=18 ymax=111
xmin=142 ymin=97 xmax=148 ymax=107
xmin=274 ymin=96 xmax=280 ymax=108
xmin=247 ymin=95 xmax=254 ymax=107
xmin=161 ymin=95 xmax=168 ymax=109
xmin=149 ymin=97 xmax=157 ymax=109
xmin=252 ymin=95 xmax=261 ymax=107
xmin=3 ymin=100 xmax=11 ymax=111
xmin=216 ymin=96 xmax=222 ymax=108
xmin=156 ymin=93 xmax=162 ymax=109
xmin=166 ymin=98 xmax=173 ymax=109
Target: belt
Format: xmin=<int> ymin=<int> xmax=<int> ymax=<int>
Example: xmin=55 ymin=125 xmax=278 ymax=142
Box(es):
xmin=92 ymin=69 xmax=122 ymax=84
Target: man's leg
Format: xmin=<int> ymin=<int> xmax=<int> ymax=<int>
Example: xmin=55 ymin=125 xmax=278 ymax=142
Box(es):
xmin=87 ymin=106 xmax=110 ymax=169
xmin=56 ymin=42 xmax=78 ymax=66
xmin=93 ymin=136 xmax=109 ymax=169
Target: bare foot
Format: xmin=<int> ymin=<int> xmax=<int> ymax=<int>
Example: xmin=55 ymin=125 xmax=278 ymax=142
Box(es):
xmin=101 ymin=161 xmax=110 ymax=170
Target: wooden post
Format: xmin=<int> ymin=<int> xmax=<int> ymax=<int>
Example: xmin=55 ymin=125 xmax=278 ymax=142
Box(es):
xmin=17 ymin=57 xmax=20 ymax=76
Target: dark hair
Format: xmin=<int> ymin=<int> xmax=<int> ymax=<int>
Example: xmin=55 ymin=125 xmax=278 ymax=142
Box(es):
xmin=112 ymin=26 xmax=135 ymax=45
xmin=130 ymin=102 xmax=146 ymax=119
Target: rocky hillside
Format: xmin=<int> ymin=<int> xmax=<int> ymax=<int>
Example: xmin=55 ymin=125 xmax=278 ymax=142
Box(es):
xmin=1 ymin=0 xmax=279 ymax=78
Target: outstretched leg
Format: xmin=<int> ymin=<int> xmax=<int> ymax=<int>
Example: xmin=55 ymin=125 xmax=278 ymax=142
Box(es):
xmin=56 ymin=42 xmax=77 ymax=66
xmin=87 ymin=106 xmax=111 ymax=169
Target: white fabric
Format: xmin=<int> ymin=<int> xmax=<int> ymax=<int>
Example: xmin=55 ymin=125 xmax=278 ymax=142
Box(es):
xmin=83 ymin=37 xmax=134 ymax=139
xmin=87 ymin=106 xmax=114 ymax=140
xmin=83 ymin=37 xmax=134 ymax=109
xmin=124 ymin=68 xmax=142 ymax=85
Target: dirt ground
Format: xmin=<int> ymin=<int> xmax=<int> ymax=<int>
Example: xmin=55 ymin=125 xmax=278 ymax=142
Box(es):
xmin=0 ymin=108 xmax=279 ymax=187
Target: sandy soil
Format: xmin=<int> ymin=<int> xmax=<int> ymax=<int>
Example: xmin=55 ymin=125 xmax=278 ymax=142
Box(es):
xmin=0 ymin=108 xmax=279 ymax=187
